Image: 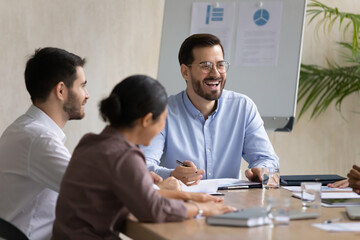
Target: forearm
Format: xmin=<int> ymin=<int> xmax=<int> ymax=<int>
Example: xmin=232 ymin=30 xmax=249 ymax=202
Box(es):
xmin=184 ymin=202 xmax=200 ymax=219
xmin=158 ymin=189 xmax=191 ymax=200
xmin=158 ymin=190 xmax=224 ymax=203
xmin=147 ymin=161 xmax=174 ymax=179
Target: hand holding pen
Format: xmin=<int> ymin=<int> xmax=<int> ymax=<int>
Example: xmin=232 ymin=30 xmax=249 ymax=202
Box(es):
xmin=171 ymin=160 xmax=205 ymax=186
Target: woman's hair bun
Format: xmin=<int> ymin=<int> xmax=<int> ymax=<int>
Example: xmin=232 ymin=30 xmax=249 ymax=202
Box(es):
xmin=99 ymin=93 xmax=121 ymax=123
xmin=99 ymin=74 xmax=167 ymax=128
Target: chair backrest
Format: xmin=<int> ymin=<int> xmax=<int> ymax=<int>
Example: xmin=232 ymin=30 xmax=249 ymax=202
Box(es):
xmin=0 ymin=218 xmax=29 ymax=240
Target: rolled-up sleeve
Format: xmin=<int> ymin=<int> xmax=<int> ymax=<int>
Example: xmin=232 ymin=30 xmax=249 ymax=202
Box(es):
xmin=242 ymin=100 xmax=279 ymax=169
xmin=141 ymin=128 xmax=174 ymax=179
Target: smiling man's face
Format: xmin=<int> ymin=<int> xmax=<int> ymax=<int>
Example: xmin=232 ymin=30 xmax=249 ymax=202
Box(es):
xmin=185 ymin=45 xmax=226 ymax=101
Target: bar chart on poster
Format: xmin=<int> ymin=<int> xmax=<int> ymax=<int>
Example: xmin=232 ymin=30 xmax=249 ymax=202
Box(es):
xmin=157 ymin=0 xmax=307 ymax=131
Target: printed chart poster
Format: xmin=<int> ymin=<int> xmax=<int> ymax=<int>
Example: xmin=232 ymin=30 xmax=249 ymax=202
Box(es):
xmin=235 ymin=2 xmax=283 ymax=67
xmin=190 ymin=2 xmax=235 ymax=59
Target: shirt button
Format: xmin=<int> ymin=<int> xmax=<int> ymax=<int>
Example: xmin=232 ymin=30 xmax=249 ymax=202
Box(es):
xmin=207 ymin=148 xmax=210 ymax=153
xmin=208 ymin=173 xmax=211 ymax=176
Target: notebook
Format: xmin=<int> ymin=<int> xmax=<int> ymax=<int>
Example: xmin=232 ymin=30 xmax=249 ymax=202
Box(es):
xmin=206 ymin=207 xmax=270 ymax=227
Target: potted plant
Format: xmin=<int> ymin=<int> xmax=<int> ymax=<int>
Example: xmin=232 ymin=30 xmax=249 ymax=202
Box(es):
xmin=298 ymin=0 xmax=360 ymax=119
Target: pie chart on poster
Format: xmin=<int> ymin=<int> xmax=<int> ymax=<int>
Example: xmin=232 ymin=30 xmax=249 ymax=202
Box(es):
xmin=253 ymin=9 xmax=270 ymax=26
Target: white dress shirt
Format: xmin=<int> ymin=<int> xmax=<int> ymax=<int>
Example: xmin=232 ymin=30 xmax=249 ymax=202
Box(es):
xmin=0 ymin=105 xmax=70 ymax=240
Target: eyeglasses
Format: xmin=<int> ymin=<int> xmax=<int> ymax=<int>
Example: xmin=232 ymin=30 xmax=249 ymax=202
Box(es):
xmin=187 ymin=61 xmax=230 ymax=74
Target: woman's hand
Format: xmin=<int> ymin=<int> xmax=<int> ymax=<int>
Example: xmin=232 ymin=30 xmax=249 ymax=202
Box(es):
xmin=185 ymin=201 xmax=236 ymax=218
xmin=198 ymin=201 xmax=237 ymax=217
xmin=157 ymin=176 xmax=182 ymax=191
xmin=327 ymin=179 xmax=349 ymax=188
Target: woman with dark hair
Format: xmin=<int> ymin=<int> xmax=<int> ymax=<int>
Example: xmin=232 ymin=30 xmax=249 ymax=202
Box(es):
xmin=52 ymin=75 xmax=235 ymax=240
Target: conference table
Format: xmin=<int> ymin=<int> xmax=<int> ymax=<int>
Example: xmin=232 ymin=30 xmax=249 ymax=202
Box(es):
xmin=124 ymin=188 xmax=360 ymax=240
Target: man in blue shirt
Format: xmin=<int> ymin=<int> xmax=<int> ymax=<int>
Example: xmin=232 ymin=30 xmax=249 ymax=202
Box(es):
xmin=141 ymin=33 xmax=279 ymax=185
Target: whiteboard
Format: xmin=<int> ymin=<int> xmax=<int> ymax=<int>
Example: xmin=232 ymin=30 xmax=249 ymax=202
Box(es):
xmin=157 ymin=0 xmax=306 ymax=131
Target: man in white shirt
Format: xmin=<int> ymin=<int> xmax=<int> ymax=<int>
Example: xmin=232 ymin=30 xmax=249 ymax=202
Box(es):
xmin=0 ymin=47 xmax=90 ymax=240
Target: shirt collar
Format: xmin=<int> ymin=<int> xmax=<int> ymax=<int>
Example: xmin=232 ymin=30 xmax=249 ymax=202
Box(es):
xmin=182 ymin=91 xmax=222 ymax=119
xmin=26 ymin=104 xmax=67 ymax=143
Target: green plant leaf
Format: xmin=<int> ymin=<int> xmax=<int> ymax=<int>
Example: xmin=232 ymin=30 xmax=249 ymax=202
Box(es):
xmin=298 ymin=0 xmax=360 ymax=119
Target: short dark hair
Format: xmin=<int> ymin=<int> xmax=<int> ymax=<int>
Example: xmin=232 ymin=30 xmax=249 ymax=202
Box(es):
xmin=178 ymin=33 xmax=224 ymax=65
xmin=24 ymin=47 xmax=86 ymax=102
xmin=100 ymin=75 xmax=168 ymax=128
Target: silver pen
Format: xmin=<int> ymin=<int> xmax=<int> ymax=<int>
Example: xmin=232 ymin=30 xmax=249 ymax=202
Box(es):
xmin=323 ymin=217 xmax=341 ymax=224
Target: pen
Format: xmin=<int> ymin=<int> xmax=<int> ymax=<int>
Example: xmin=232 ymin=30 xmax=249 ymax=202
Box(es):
xmin=210 ymin=192 xmax=225 ymax=196
xmin=323 ymin=217 xmax=341 ymax=224
xmin=218 ymin=184 xmax=262 ymax=190
xmin=176 ymin=160 xmax=189 ymax=167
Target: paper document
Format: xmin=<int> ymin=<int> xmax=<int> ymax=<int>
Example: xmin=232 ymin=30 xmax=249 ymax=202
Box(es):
xmin=235 ymin=1 xmax=283 ymax=66
xmin=190 ymin=2 xmax=235 ymax=59
xmin=217 ymin=178 xmax=261 ymax=189
xmin=292 ymin=192 xmax=360 ymax=199
xmin=313 ymin=223 xmax=360 ymax=232
xmin=283 ymin=186 xmax=353 ymax=192
xmin=180 ymin=178 xmax=260 ymax=194
xmin=181 ymin=179 xmax=219 ymax=194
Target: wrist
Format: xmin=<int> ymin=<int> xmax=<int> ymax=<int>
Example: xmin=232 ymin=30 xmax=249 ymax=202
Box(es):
xmin=189 ymin=200 xmax=203 ymax=219
xmin=183 ymin=192 xmax=192 ymax=201
xmin=170 ymin=169 xmax=176 ymax=178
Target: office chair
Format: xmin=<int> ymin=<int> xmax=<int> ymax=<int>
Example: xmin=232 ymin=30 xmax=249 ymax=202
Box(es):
xmin=0 ymin=218 xmax=29 ymax=240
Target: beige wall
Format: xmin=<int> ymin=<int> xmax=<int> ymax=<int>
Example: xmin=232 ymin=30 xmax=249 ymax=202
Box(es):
xmin=0 ymin=0 xmax=359 ymax=178
xmin=0 ymin=0 xmax=165 ymax=151
xmin=267 ymin=0 xmax=360 ymax=177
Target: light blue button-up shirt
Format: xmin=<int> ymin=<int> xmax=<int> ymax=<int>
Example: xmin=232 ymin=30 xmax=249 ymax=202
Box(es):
xmin=141 ymin=90 xmax=279 ymax=179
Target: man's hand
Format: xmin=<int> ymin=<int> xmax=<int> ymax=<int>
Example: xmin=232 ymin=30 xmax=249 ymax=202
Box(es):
xmin=245 ymin=168 xmax=263 ymax=182
xmin=348 ymin=165 xmax=360 ymax=194
xmin=170 ymin=160 xmax=205 ymax=186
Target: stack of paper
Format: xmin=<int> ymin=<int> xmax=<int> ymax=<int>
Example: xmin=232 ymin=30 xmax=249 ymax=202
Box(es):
xmin=289 ymin=189 xmax=360 ymax=207
xmin=282 ymin=186 xmax=353 ymax=192
xmin=292 ymin=192 xmax=360 ymax=199
xmin=181 ymin=178 xmax=261 ymax=194
xmin=313 ymin=223 xmax=360 ymax=232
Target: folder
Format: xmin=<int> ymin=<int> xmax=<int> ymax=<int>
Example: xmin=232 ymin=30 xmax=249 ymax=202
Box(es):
xmin=280 ymin=174 xmax=346 ymax=186
xmin=206 ymin=207 xmax=270 ymax=227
